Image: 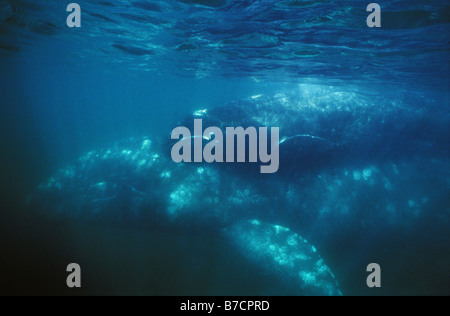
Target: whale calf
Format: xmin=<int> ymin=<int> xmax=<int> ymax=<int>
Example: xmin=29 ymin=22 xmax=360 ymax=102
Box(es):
xmin=31 ymin=134 xmax=342 ymax=295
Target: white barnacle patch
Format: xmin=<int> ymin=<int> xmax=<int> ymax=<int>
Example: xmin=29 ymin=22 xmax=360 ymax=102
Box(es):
xmin=363 ymin=168 xmax=373 ymax=180
xmin=251 ymin=219 xmax=261 ymax=226
xmin=121 ymin=150 xmax=132 ymax=157
xmin=299 ymin=271 xmax=317 ymax=286
xmin=295 ymin=253 xmax=308 ymax=261
xmin=275 ymin=254 xmax=289 ymax=266
xmin=63 ymin=167 xmax=75 ymax=178
xmin=315 ymin=259 xmax=328 ymax=275
xmin=79 ymin=151 xmax=96 ymax=163
xmin=152 ymin=154 xmax=160 ymax=162
xmin=141 ymin=139 xmax=151 ymax=151
xmin=273 ymin=225 xmax=289 ymax=235
xmin=193 ymin=109 xmax=207 ymax=117
xmin=274 ymin=246 xmax=291 ymax=266
xmin=102 ymin=150 xmax=112 ymax=160
xmin=287 ymin=235 xmax=298 ymax=246
xmin=132 ymin=152 xmax=140 ymax=161
xmin=168 ymin=185 xmax=192 ymax=217
xmin=138 ymin=159 xmax=147 ymax=167
xmin=160 ymin=171 xmax=171 ymax=179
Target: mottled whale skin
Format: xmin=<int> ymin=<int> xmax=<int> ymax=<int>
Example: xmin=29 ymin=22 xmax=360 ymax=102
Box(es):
xmin=31 ymin=87 xmax=448 ymax=296
xmin=32 ymin=136 xmax=342 ymax=296
xmin=169 ymin=88 xmax=447 ymax=176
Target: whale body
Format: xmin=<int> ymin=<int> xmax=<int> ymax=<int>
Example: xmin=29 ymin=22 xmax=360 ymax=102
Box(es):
xmin=30 ymin=87 xmax=449 ymax=296
xmin=32 ymin=135 xmax=342 ymax=295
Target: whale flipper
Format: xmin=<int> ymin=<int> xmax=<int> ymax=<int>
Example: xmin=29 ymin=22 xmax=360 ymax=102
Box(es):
xmin=225 ymin=220 xmax=342 ymax=296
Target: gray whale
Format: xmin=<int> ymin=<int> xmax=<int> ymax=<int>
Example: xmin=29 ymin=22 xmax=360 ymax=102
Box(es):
xmin=32 ymin=135 xmax=342 ymax=295
xmin=31 ymin=87 xmax=448 ymax=296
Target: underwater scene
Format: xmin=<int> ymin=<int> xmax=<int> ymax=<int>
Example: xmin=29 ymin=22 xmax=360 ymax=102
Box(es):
xmin=0 ymin=0 xmax=449 ymax=296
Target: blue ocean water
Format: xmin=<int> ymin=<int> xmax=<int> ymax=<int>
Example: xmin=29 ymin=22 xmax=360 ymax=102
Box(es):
xmin=0 ymin=1 xmax=449 ymax=295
